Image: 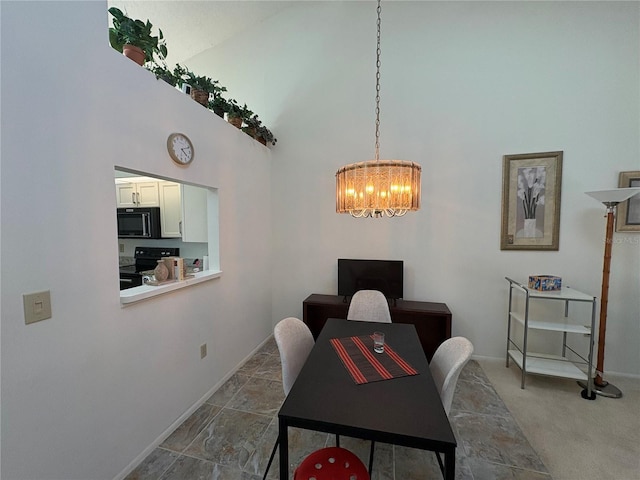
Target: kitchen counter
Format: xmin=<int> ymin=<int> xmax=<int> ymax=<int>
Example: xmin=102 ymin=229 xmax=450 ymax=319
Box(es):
xmin=120 ymin=269 xmax=222 ymax=305
xmin=118 ymin=256 xmax=201 ymax=270
xmin=119 ymin=256 xmax=135 ymax=267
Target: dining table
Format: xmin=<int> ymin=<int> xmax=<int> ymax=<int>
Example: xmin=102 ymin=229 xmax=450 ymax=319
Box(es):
xmin=277 ymin=317 xmax=456 ymax=479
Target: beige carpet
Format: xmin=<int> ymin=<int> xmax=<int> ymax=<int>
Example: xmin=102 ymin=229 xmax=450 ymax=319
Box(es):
xmin=477 ymin=357 xmax=640 ymax=480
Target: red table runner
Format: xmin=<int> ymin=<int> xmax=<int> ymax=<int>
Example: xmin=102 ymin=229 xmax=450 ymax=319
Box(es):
xmin=330 ymin=335 xmax=419 ymax=385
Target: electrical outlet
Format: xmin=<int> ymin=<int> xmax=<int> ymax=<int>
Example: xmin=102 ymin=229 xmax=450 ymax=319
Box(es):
xmin=23 ymin=290 xmax=52 ymax=325
xmin=200 ymin=343 xmax=207 ymax=359
xmin=119 ymin=243 xmax=125 ymax=253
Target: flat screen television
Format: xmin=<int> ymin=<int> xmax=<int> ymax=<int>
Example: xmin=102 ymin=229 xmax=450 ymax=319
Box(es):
xmin=338 ymin=259 xmax=403 ymax=300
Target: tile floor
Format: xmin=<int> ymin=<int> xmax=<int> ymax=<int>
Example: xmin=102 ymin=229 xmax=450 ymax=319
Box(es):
xmin=126 ymin=337 xmax=551 ymax=480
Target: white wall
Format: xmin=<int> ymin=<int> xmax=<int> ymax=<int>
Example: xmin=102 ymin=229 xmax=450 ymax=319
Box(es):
xmin=1 ymin=1 xmax=639 ymax=479
xmin=1 ymin=2 xmax=272 ymax=479
xmin=188 ymin=1 xmax=640 ymax=372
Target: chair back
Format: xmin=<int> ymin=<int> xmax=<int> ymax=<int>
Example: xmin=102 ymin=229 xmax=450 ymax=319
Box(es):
xmin=274 ymin=317 xmax=315 ymax=395
xmin=347 ymin=290 xmax=392 ymax=323
xmin=294 ymin=447 xmax=370 ymax=480
xmin=429 ymin=337 xmax=474 ymax=415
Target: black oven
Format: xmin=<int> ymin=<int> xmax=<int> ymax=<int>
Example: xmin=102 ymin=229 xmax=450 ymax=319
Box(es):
xmin=119 ymin=266 xmax=143 ymax=290
xmin=119 ymin=246 xmax=180 ymax=290
xmin=117 ymin=207 xmax=161 ymax=239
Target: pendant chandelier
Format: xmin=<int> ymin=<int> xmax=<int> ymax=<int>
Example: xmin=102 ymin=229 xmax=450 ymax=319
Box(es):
xmin=336 ymin=0 xmax=421 ymax=218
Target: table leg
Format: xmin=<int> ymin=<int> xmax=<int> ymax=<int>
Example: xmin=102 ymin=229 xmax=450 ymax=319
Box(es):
xmin=444 ymin=448 xmax=455 ymax=480
xmin=278 ymin=418 xmax=289 ymax=480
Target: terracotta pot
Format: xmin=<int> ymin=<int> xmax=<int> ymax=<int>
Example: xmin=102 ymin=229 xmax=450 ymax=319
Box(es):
xmin=122 ymin=44 xmax=145 ymax=66
xmin=190 ymin=89 xmax=209 ymax=106
xmin=244 ymin=127 xmax=256 ymax=138
xmin=257 ymin=136 xmax=267 ymax=146
xmin=212 ymin=107 xmax=225 ymax=118
xmin=228 ymin=116 xmax=242 ymax=129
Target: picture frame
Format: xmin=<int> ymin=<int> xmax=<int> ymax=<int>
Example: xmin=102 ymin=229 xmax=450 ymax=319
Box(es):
xmin=500 ymin=151 xmax=563 ymax=250
xmin=616 ymin=170 xmax=640 ymax=232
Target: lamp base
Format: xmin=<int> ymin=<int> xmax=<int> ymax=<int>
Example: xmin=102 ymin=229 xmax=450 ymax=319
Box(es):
xmin=577 ymin=380 xmax=623 ymax=399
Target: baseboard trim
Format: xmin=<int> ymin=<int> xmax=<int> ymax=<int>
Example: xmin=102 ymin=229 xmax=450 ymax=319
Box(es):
xmin=112 ymin=334 xmax=275 ymax=480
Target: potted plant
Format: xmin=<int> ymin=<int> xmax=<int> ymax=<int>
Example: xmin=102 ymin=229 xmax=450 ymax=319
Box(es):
xmin=226 ymin=100 xmax=253 ymax=129
xmin=170 ymin=64 xmax=188 ymax=89
xmin=256 ymin=125 xmax=277 ymax=147
xmin=243 ymin=115 xmax=262 ymax=138
xmin=183 ymin=72 xmax=213 ymax=105
xmin=108 ymin=7 xmax=167 ymax=66
xmin=208 ymin=95 xmax=228 ymax=118
xmin=148 ymin=62 xmax=177 ymax=86
xmin=182 ymin=70 xmax=226 ymax=107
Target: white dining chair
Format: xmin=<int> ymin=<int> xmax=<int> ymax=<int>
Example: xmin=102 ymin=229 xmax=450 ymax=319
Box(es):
xmin=275 ymin=317 xmax=315 ymax=395
xmin=263 ymin=317 xmax=315 ymax=479
xmin=368 ymin=337 xmax=473 ymax=476
xmin=429 ymin=336 xmax=474 ymax=415
xmin=428 ymin=336 xmax=474 ymax=474
xmin=347 ymin=290 xmax=392 ymax=323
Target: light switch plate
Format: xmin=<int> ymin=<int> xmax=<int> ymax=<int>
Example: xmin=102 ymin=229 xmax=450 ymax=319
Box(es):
xmin=23 ymin=290 xmax=52 ymax=325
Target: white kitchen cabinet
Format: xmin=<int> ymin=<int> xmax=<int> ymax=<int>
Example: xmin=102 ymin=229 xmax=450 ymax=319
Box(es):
xmin=505 ymin=277 xmax=597 ymax=397
xmin=158 ymin=181 xmax=182 ymax=238
xmin=115 ymin=181 xmax=159 ymax=207
xmin=157 ymin=181 xmax=208 ymax=242
xmin=181 ymin=184 xmax=208 ymax=243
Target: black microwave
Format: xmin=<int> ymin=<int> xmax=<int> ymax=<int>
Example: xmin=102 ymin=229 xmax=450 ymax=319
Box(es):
xmin=117 ymin=207 xmax=162 ymax=238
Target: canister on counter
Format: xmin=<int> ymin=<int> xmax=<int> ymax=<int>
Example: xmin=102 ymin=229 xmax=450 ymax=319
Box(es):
xmin=173 ymin=257 xmax=185 ymax=280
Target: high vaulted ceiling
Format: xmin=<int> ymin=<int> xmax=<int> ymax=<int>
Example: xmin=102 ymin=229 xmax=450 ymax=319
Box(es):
xmin=107 ymin=0 xmax=295 ymax=65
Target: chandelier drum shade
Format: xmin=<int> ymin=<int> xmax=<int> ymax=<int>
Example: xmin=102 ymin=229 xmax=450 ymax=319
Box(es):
xmin=335 ymin=0 xmax=422 ymax=218
xmin=336 ymin=160 xmax=421 ymax=218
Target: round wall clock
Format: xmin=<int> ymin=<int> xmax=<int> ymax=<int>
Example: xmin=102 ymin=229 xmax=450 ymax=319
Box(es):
xmin=167 ymin=133 xmax=194 ymax=166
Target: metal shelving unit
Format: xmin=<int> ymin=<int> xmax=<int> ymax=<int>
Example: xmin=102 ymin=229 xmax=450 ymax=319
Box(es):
xmin=505 ymin=277 xmax=597 ymax=396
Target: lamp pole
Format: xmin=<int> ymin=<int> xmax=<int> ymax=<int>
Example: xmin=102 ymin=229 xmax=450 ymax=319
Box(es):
xmin=591 ymin=206 xmax=619 ymax=397
xmin=579 ymin=187 xmax=640 ymax=399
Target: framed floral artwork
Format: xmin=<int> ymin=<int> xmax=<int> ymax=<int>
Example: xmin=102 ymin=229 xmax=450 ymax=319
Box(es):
xmin=500 ymin=151 xmax=563 ymax=250
xmin=616 ymin=170 xmax=640 ymax=232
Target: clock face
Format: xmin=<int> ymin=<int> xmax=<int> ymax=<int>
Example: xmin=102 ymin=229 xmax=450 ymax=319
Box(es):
xmin=167 ymin=133 xmax=194 ymax=165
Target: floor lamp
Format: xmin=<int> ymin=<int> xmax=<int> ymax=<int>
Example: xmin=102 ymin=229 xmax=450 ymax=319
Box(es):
xmin=578 ymin=187 xmax=640 ymax=399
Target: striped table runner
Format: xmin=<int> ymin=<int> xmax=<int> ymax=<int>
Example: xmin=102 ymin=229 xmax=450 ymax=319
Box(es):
xmin=330 ymin=335 xmax=419 ymax=385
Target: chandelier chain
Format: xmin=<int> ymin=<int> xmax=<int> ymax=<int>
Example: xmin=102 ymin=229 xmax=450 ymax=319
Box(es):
xmin=374 ymin=0 xmax=381 ymax=162
xmin=335 ymin=0 xmax=421 ymax=218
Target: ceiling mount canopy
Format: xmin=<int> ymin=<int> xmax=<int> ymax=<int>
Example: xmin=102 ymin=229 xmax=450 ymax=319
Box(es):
xmin=335 ymin=0 xmax=422 ymax=218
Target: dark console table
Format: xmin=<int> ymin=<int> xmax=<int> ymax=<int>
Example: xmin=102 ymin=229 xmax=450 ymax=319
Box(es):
xmin=303 ymin=294 xmax=452 ymax=361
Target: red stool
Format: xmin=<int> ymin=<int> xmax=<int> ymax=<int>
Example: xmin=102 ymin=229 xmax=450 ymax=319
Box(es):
xmin=294 ymin=447 xmax=370 ymax=480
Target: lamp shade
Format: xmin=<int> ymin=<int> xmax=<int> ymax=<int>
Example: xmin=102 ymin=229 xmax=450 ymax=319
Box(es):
xmin=336 ymin=160 xmax=421 ymax=217
xmin=585 ymin=187 xmax=640 ymax=205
